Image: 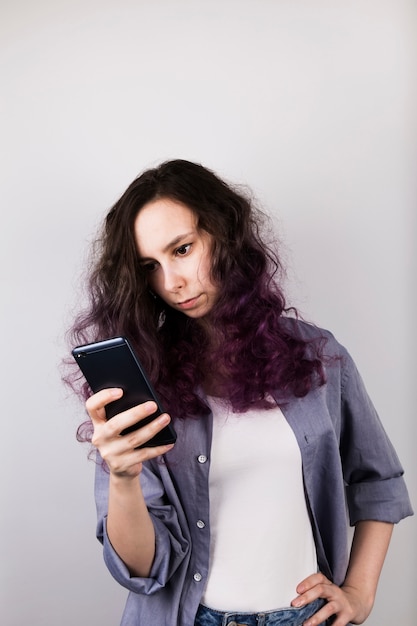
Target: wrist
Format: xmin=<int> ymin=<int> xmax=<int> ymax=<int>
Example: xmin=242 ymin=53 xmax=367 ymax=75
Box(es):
xmin=109 ymin=471 xmax=141 ymax=491
xmin=341 ymin=582 xmax=374 ymax=622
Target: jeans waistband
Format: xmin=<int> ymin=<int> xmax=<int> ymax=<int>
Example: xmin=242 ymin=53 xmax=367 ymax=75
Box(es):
xmin=195 ymin=598 xmax=327 ymax=626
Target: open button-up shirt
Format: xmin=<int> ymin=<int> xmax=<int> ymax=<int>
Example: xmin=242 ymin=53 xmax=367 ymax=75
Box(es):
xmin=94 ymin=321 xmax=413 ymax=626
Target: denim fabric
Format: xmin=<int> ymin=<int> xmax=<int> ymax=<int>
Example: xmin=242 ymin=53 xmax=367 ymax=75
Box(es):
xmin=194 ymin=598 xmax=327 ymax=626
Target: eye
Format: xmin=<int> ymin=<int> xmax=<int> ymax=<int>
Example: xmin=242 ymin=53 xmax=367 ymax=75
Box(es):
xmin=175 ymin=244 xmax=191 ymax=256
xmin=141 ymin=261 xmax=159 ymax=273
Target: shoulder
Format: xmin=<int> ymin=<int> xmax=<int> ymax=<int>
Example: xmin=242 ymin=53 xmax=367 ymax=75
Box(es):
xmin=279 ymin=315 xmax=342 ymax=355
xmin=279 ymin=316 xmax=356 ymax=391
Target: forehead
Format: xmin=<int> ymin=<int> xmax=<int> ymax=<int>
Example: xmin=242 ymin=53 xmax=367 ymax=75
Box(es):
xmin=134 ymin=198 xmax=198 ymax=257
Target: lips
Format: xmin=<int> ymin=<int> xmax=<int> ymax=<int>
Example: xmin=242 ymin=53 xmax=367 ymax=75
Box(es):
xmin=176 ymin=295 xmax=201 ymax=310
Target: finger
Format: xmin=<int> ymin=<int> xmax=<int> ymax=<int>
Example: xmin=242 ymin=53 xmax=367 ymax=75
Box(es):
xmin=292 ymin=578 xmax=333 ymax=609
xmin=118 ymin=411 xmax=173 ymax=450
xmin=103 ymin=401 xmax=162 ymax=439
xmin=302 ymin=604 xmax=334 ymax=626
xmin=303 ymin=595 xmax=350 ymax=626
xmin=296 ymin=572 xmax=330 ymax=595
xmin=85 ymin=387 xmax=123 ymax=423
xmin=136 ymin=440 xmax=175 ymax=462
xmin=296 ymin=584 xmax=347 ymax=626
xmin=104 ymin=441 xmax=175 ymax=476
xmin=98 ymin=416 xmax=175 ymax=475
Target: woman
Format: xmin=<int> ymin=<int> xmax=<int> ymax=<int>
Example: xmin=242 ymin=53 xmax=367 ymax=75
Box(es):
xmin=68 ymin=159 xmax=412 ymax=626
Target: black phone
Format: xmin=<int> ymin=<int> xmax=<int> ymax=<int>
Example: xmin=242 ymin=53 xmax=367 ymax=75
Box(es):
xmin=72 ymin=336 xmax=176 ymax=447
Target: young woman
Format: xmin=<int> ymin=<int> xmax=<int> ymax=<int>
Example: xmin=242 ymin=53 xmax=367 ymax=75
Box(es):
xmin=68 ymin=159 xmax=412 ymax=626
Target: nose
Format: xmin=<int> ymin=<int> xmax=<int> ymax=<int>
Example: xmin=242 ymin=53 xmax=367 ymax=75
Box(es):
xmin=163 ymin=266 xmax=185 ymax=292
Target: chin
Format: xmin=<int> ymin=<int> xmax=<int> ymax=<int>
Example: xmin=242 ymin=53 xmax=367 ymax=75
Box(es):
xmin=184 ymin=304 xmax=213 ymax=319
xmin=183 ymin=309 xmax=206 ymax=319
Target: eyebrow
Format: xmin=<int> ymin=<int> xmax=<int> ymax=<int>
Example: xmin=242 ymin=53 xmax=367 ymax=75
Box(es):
xmin=138 ymin=231 xmax=195 ymax=261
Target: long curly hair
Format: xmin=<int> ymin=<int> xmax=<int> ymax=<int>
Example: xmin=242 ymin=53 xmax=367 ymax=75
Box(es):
xmin=66 ymin=159 xmax=325 ymax=441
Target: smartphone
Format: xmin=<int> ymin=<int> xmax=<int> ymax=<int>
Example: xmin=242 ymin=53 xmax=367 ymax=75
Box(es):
xmin=72 ymin=336 xmax=176 ymax=447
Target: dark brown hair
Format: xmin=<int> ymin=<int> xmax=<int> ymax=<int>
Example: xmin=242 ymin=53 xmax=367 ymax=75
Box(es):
xmin=66 ymin=159 xmax=325 ymax=439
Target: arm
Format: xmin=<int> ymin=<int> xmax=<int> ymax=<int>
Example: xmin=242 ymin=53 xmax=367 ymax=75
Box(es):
xmin=290 ymin=334 xmax=411 ymax=624
xmin=341 ymin=520 xmax=393 ymax=621
xmin=107 ymin=472 xmax=156 ymax=577
xmin=292 ymin=520 xmax=394 ymax=626
xmin=87 ymin=388 xmax=175 ymax=577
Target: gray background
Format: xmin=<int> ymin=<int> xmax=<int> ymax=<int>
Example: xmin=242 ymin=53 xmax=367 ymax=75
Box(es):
xmin=1 ymin=1 xmax=415 ymax=624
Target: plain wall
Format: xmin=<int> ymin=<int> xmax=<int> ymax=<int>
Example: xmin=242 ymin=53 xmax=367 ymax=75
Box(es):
xmin=1 ymin=1 xmax=415 ymax=624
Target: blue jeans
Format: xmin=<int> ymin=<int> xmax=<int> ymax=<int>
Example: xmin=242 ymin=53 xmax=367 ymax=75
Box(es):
xmin=194 ymin=598 xmax=328 ymax=626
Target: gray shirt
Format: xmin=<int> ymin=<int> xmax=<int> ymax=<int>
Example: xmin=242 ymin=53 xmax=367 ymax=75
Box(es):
xmin=94 ymin=321 xmax=413 ymax=626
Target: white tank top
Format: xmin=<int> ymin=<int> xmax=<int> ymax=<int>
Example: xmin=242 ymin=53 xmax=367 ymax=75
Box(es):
xmin=202 ymin=396 xmax=317 ymax=612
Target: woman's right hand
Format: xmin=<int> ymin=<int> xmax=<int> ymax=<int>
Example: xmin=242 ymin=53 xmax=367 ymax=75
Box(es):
xmin=86 ymin=388 xmax=174 ymax=479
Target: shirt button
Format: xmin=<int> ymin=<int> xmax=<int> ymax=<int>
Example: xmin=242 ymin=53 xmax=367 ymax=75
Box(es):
xmin=196 ymin=520 xmax=205 ymax=529
xmin=193 ymin=572 xmax=202 ymax=582
xmin=197 ymin=454 xmax=207 ymax=464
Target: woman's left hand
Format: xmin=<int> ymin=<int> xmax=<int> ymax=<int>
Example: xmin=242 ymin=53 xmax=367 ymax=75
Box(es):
xmin=291 ymin=572 xmax=370 ymax=626
xmin=293 ymin=521 xmax=394 ymax=625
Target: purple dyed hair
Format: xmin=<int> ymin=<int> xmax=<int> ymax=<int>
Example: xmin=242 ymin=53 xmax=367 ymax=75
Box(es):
xmin=65 ymin=159 xmax=325 ymax=442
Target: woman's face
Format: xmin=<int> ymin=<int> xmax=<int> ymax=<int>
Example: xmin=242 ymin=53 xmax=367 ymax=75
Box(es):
xmin=134 ymin=198 xmax=219 ymax=318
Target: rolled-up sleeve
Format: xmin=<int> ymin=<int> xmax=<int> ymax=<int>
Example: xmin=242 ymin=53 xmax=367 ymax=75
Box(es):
xmin=95 ymin=457 xmax=190 ymax=595
xmin=339 ymin=350 xmax=413 ymax=525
